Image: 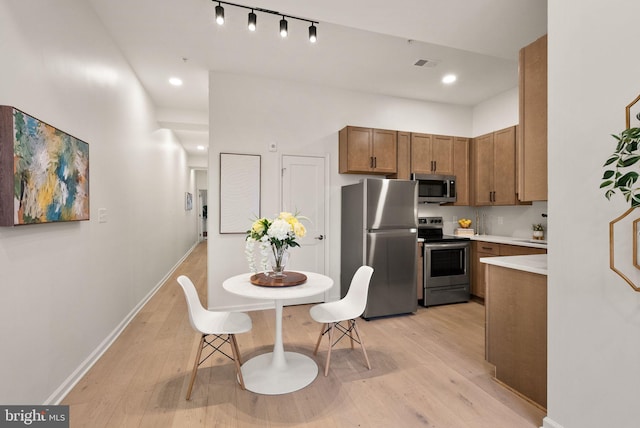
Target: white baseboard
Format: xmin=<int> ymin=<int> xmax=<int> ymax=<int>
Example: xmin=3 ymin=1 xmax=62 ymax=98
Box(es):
xmin=44 ymin=242 xmax=198 ymax=405
xmin=542 ymin=416 xmax=564 ymax=428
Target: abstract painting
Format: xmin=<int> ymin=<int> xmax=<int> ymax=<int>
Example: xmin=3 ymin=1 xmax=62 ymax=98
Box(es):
xmin=0 ymin=106 xmax=89 ymax=226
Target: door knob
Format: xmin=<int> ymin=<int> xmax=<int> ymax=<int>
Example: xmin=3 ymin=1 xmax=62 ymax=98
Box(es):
xmin=314 ymin=235 xmax=325 ymax=240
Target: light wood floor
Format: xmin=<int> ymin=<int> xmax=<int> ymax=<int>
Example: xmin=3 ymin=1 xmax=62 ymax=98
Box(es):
xmin=63 ymin=241 xmax=545 ymax=427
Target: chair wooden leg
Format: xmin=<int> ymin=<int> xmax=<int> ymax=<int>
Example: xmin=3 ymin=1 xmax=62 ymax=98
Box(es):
xmin=186 ymin=335 xmax=206 ymax=400
xmin=352 ymin=320 xmax=371 ymax=370
xmin=229 ymin=334 xmax=246 ymax=390
xmin=349 ymin=320 xmax=355 ymax=349
xmin=324 ymin=323 xmax=335 ymax=376
xmin=313 ymin=323 xmax=326 ymax=355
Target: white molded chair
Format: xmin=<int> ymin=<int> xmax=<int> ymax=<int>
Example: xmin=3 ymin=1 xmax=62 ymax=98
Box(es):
xmin=177 ymin=275 xmax=252 ymax=400
xmin=309 ymin=265 xmax=374 ymax=376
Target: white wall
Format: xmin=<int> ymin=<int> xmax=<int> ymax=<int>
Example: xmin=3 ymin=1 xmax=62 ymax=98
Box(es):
xmin=0 ymin=0 xmax=196 ymax=404
xmin=546 ymin=1 xmax=640 ymax=428
xmin=472 ymin=87 xmax=520 ymax=137
xmin=208 ymin=72 xmax=473 ymax=308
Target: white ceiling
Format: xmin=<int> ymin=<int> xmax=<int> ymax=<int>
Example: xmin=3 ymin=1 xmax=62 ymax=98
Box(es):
xmin=88 ymin=0 xmax=547 ymax=156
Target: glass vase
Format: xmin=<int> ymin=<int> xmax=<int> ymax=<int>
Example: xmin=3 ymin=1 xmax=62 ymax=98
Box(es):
xmin=269 ymin=245 xmax=289 ymax=278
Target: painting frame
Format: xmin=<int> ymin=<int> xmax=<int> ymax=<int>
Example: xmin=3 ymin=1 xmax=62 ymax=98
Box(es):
xmin=185 ymin=192 xmax=193 ymax=211
xmin=0 ymin=106 xmax=90 ymax=226
xmin=219 ymin=153 xmax=261 ymax=234
xmin=626 ymin=94 xmax=640 ymax=129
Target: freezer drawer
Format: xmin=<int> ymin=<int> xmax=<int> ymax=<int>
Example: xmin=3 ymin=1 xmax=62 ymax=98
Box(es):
xmin=362 ymin=229 xmax=417 ymax=318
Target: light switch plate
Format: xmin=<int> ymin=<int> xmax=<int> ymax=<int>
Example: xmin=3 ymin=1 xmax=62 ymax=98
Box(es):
xmin=98 ymin=208 xmax=108 ymax=223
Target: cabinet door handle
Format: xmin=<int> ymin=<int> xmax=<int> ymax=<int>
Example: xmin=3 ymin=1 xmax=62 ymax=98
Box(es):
xmin=374 ymin=157 xmax=377 ymax=168
xmin=370 ymin=156 xmax=374 ymax=168
xmin=434 ymin=160 xmax=437 ymax=172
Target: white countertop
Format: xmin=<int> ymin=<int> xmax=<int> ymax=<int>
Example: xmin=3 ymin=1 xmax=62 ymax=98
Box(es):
xmin=480 ymin=254 xmax=547 ymax=276
xmin=470 ymin=234 xmax=547 ymax=249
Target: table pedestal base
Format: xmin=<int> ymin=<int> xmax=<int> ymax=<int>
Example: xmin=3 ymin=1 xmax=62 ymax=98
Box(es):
xmin=241 ymin=352 xmax=318 ymax=395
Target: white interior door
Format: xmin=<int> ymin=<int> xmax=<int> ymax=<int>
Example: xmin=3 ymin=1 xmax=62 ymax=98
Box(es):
xmin=281 ymin=155 xmax=327 ymax=305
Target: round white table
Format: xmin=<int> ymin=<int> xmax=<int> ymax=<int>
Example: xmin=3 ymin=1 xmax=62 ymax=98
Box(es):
xmin=222 ymin=271 xmax=333 ymax=395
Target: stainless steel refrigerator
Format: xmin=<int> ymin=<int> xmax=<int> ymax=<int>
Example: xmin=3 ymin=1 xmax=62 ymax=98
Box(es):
xmin=341 ymin=179 xmax=418 ymax=318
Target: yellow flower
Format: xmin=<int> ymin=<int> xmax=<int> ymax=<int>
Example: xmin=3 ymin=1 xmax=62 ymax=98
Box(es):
xmin=279 ymin=212 xmax=293 ymax=221
xmin=293 ymin=222 xmax=306 ymax=237
xmin=252 ymin=219 xmax=266 ymax=234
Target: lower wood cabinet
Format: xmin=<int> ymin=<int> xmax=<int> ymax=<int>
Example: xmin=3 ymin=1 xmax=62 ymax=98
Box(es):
xmin=471 ymin=241 xmax=547 ymax=299
xmin=485 ymin=264 xmax=547 ymax=408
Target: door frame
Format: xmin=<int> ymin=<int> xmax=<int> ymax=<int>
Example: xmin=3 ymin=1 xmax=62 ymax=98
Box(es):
xmin=279 ymin=152 xmax=331 ymax=300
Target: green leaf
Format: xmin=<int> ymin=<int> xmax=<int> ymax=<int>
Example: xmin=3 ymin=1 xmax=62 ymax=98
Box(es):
xmin=605 ymin=189 xmax=615 ymax=200
xmin=632 ymin=195 xmax=640 ymax=207
xmin=616 ymin=172 xmax=639 ymax=187
xmin=600 ymin=180 xmax=614 ymax=188
xmin=602 ymin=170 xmax=615 ymax=179
xmin=603 ymin=155 xmax=619 ymax=166
xmin=620 ymin=156 xmax=640 ymax=167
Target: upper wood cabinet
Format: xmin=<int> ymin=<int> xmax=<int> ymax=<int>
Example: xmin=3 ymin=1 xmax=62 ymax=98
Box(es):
xmin=410 ymin=133 xmax=454 ymax=175
xmin=518 ymin=34 xmax=548 ymax=201
xmin=452 ymin=137 xmax=470 ymax=206
xmin=339 ymin=126 xmax=397 ymax=174
xmin=392 ymin=131 xmax=411 ymax=180
xmin=471 ymin=127 xmax=517 ymax=206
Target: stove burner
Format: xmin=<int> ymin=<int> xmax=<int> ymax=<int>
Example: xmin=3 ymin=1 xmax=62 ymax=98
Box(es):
xmin=418 ymin=216 xmax=470 ymax=242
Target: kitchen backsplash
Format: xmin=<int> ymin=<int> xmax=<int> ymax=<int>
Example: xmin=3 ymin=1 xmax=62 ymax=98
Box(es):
xmin=418 ymin=201 xmax=548 ymax=239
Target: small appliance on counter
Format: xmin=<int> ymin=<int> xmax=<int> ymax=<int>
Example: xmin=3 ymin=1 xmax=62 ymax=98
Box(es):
xmin=341 ymin=179 xmax=418 ymax=319
xmin=418 ymin=216 xmax=470 ymax=307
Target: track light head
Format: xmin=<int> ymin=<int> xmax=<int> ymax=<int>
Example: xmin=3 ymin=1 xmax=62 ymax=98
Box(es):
xmin=248 ymin=11 xmax=257 ymax=31
xmin=309 ymin=24 xmax=317 ymax=43
xmin=280 ymin=17 xmax=288 ymax=38
xmin=215 ymin=4 xmax=224 ymax=25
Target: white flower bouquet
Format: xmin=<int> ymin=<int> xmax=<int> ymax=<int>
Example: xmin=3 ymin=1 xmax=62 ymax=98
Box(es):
xmin=245 ymin=212 xmax=308 ymax=274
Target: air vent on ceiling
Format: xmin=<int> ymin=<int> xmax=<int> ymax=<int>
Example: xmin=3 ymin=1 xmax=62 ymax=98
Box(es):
xmin=414 ymin=59 xmax=439 ymax=68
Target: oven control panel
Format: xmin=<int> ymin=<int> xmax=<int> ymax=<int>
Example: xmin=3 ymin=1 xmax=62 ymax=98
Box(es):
xmin=418 ymin=216 xmax=443 ymax=229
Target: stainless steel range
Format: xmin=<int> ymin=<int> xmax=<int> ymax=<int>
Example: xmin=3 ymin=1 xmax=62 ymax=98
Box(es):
xmin=418 ymin=216 xmax=470 ymax=307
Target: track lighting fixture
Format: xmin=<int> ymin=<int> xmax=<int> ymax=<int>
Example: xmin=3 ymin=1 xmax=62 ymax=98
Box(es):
xmin=248 ymin=10 xmax=257 ymax=31
xmin=211 ymin=1 xmax=318 ymax=43
xmin=215 ymin=3 xmax=224 ymax=25
xmin=309 ymin=24 xmax=317 ymax=43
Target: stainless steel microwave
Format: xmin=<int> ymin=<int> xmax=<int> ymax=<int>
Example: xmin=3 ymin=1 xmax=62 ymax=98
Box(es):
xmin=411 ymin=173 xmax=456 ymax=203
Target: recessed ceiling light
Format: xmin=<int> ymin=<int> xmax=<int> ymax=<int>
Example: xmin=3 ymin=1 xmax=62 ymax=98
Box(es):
xmin=442 ymin=74 xmax=457 ymax=84
xmin=169 ymin=77 xmax=183 ymax=86
xmin=197 ymin=145 xmax=205 ymax=151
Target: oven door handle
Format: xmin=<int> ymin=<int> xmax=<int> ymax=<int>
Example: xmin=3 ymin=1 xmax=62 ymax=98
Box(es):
xmin=423 ymin=242 xmax=470 ymax=250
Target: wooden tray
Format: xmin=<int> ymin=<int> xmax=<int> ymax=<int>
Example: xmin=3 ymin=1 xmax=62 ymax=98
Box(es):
xmin=250 ymin=272 xmax=307 ymax=287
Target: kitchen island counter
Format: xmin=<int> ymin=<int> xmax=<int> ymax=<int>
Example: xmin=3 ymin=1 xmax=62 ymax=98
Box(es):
xmin=480 ymin=254 xmax=547 ymax=275
xmin=482 ymin=254 xmax=547 ymax=409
